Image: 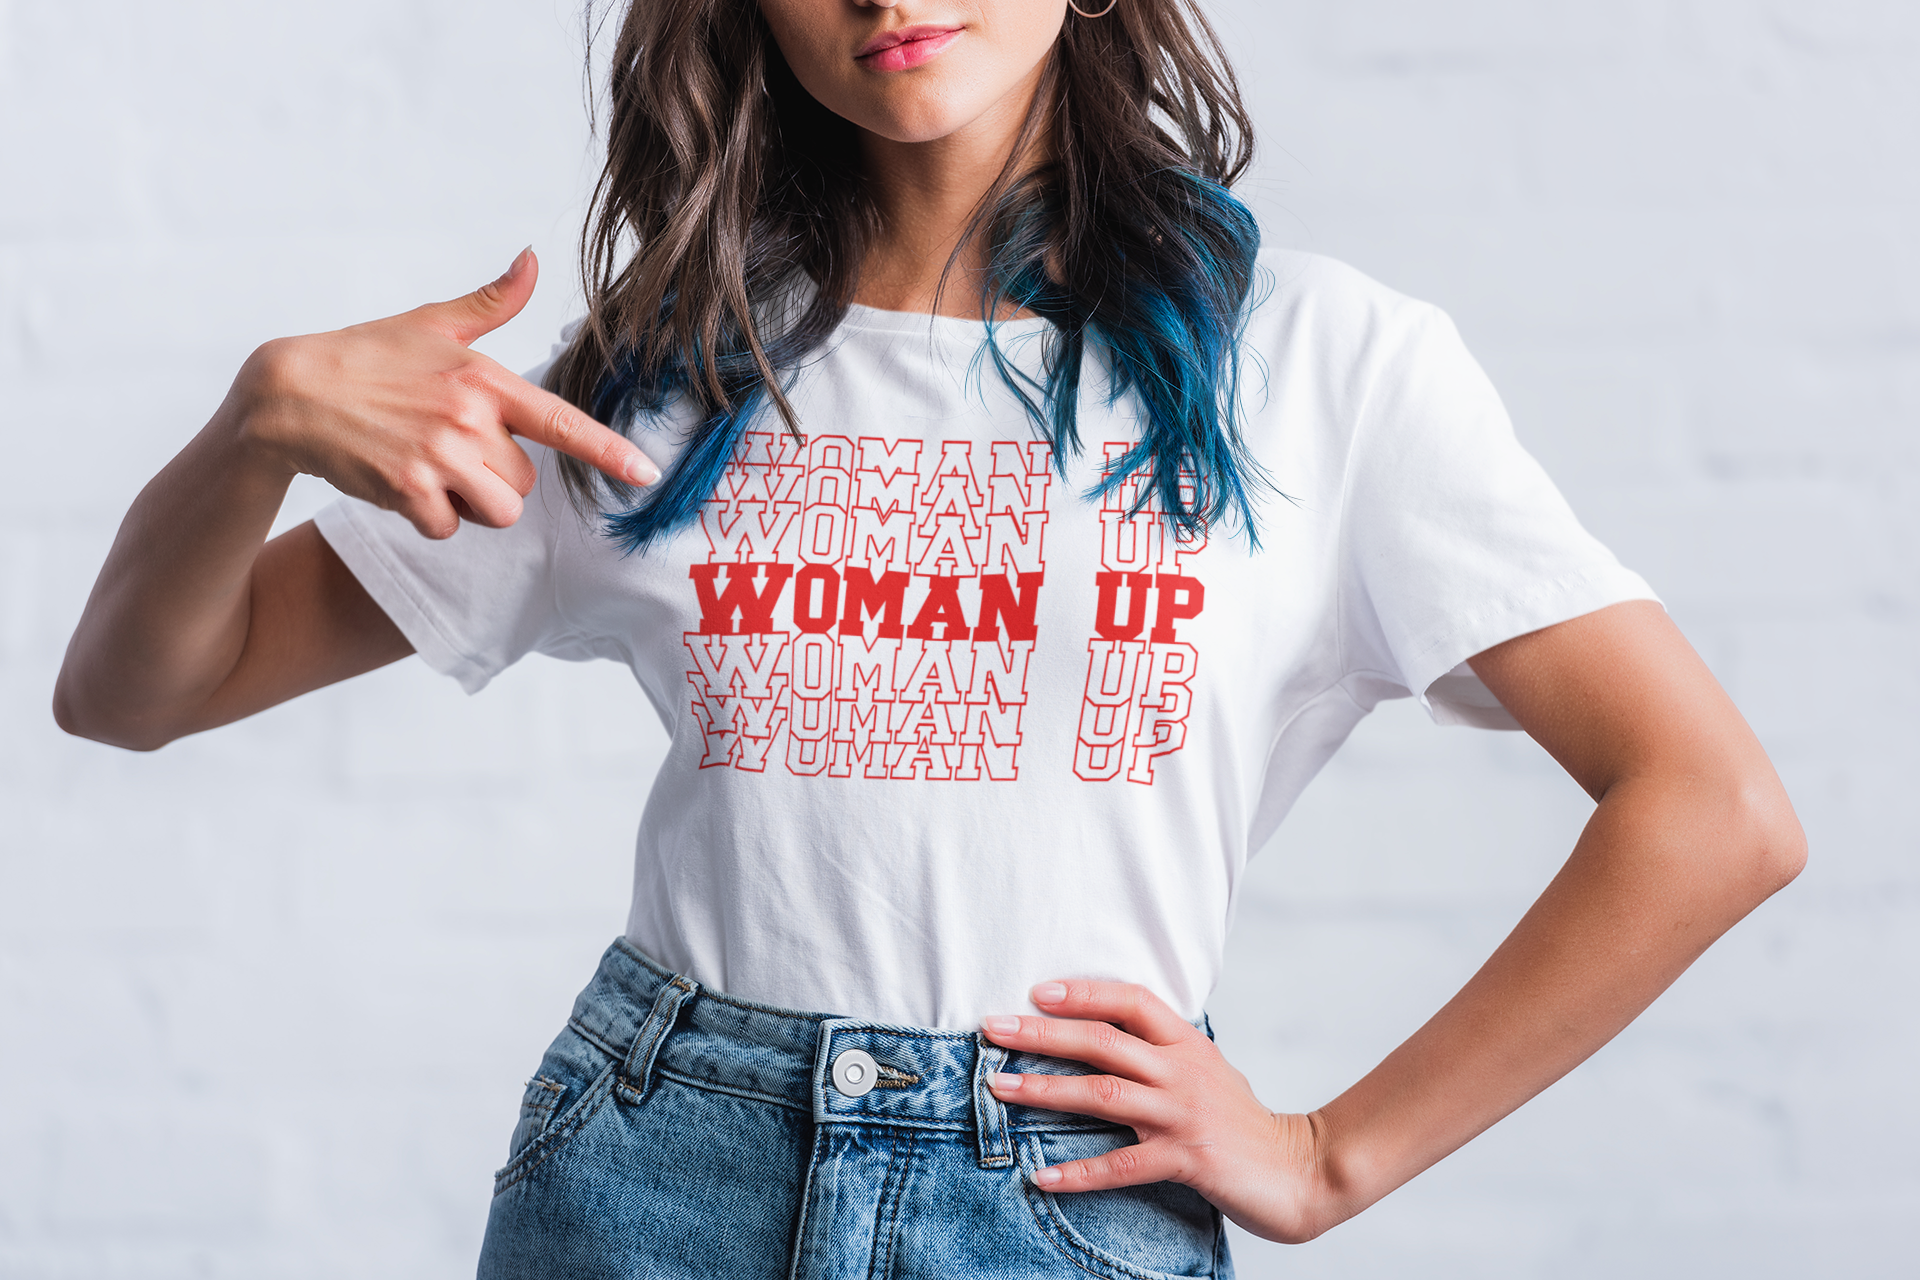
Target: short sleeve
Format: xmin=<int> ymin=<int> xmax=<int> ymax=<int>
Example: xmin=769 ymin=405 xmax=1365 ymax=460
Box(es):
xmin=1338 ymin=304 xmax=1658 ymax=728
xmin=314 ymin=442 xmax=582 ymax=695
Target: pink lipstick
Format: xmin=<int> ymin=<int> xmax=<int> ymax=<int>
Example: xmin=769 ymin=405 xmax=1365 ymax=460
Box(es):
xmin=856 ymin=25 xmax=963 ymax=73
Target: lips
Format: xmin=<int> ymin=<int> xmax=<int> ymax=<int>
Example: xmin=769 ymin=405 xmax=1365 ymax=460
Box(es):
xmin=855 ymin=25 xmax=963 ymax=73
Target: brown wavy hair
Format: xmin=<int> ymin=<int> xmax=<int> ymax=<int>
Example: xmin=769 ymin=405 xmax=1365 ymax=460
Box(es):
xmin=547 ymin=0 xmax=1263 ymax=549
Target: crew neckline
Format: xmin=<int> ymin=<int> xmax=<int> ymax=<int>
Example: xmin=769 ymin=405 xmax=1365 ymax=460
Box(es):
xmin=839 ymin=300 xmax=1052 ymax=340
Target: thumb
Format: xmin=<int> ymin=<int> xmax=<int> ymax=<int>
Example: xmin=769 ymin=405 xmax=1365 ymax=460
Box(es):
xmin=421 ymin=246 xmax=539 ymax=345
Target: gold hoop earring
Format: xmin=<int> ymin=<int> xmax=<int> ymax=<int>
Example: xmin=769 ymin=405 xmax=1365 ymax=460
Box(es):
xmin=1067 ymin=0 xmax=1118 ymax=16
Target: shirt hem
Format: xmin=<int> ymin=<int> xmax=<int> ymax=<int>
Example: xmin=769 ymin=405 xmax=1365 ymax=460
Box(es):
xmin=312 ymin=500 xmax=498 ymax=694
xmin=1402 ymin=561 xmax=1662 ymax=728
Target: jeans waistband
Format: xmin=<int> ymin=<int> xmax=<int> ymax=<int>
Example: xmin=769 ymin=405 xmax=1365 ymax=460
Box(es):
xmin=565 ymin=939 xmax=1115 ymax=1170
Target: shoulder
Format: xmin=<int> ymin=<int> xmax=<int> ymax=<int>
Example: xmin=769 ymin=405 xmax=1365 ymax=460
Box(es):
xmin=1231 ymin=249 xmax=1476 ymax=447
xmin=1242 ymin=249 xmax=1453 ymax=368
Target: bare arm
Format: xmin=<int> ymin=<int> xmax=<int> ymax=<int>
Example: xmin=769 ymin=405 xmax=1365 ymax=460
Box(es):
xmin=1301 ymin=599 xmax=1804 ymax=1223
xmin=54 ymin=250 xmax=660 ymax=751
xmin=980 ymin=599 xmax=1806 ymax=1241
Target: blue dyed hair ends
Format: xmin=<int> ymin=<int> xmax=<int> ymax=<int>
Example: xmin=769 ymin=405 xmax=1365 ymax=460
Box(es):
xmin=979 ymin=168 xmax=1264 ymax=543
xmin=546 ymin=0 xmax=1264 ymax=554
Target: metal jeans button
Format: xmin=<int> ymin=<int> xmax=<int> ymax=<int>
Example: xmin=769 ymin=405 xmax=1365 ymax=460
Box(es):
xmin=831 ymin=1048 xmax=878 ymax=1098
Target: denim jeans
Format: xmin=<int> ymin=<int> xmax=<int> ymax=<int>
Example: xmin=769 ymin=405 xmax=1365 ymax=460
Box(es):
xmin=477 ymin=939 xmax=1232 ymax=1279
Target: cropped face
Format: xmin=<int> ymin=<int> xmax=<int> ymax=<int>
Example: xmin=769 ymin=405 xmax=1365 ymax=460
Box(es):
xmin=756 ymin=0 xmax=1071 ymax=144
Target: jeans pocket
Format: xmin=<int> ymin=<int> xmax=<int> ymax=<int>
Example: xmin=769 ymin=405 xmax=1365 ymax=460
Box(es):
xmin=492 ymin=1025 xmax=620 ymax=1196
xmin=506 ymin=1076 xmax=566 ymax=1163
xmin=1018 ymin=1131 xmax=1225 ymax=1280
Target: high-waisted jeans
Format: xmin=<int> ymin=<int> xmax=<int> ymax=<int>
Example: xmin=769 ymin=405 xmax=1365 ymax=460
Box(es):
xmin=476 ymin=939 xmax=1233 ymax=1279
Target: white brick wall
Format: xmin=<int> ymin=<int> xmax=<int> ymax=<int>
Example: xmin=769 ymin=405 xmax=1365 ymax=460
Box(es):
xmin=2 ymin=1 xmax=1913 ymax=1276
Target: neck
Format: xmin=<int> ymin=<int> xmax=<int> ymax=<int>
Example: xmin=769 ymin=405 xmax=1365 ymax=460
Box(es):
xmin=853 ymin=67 xmax=1048 ymax=320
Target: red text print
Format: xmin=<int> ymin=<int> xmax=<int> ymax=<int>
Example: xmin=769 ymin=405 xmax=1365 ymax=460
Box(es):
xmin=684 ymin=433 xmax=1052 ymax=780
xmin=1073 ymin=444 xmax=1209 ymax=785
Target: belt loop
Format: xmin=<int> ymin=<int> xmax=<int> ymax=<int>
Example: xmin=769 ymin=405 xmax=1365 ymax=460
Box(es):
xmin=619 ymin=974 xmax=698 ymax=1104
xmin=971 ymin=1036 xmax=1013 ymax=1169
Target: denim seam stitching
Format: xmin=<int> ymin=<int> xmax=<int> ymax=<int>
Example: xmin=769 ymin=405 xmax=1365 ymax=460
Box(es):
xmin=570 ymin=1025 xmax=1123 ymax=1133
xmin=566 ymin=1015 xmax=627 ymax=1062
xmin=491 ymin=1066 xmax=618 ymax=1197
xmin=520 ymin=1077 xmax=563 ymax=1126
xmin=866 ymin=1127 xmax=913 ymax=1280
xmin=619 ymin=977 xmax=697 ymax=1102
xmin=651 ymin=1064 xmax=810 ymax=1114
xmin=786 ymin=1127 xmax=827 ymax=1280
xmin=823 ymin=1017 xmax=977 ymax=1044
xmin=814 ymin=1113 xmax=970 ymax=1134
xmin=1016 ymin=1135 xmax=1201 ymax=1280
xmin=973 ymin=1039 xmax=1014 ymax=1168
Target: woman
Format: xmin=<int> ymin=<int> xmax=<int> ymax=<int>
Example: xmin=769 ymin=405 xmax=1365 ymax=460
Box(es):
xmin=54 ymin=0 xmax=1805 ymax=1275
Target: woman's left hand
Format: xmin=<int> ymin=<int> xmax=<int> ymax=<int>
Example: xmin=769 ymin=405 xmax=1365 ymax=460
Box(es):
xmin=984 ymin=606 xmax=1805 ymax=1246
xmin=982 ymin=981 xmax=1340 ymax=1244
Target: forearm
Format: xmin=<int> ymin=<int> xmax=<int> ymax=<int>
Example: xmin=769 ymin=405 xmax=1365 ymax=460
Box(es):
xmin=975 ymin=607 xmax=1803 ymax=1247
xmin=55 ymin=384 xmax=295 ymax=748
xmin=1308 ymin=771 xmax=1804 ymax=1227
xmin=55 ymin=254 xmax=657 ymax=750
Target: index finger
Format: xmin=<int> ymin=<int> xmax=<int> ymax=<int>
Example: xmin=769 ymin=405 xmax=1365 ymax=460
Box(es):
xmin=981 ymin=1014 xmax=1162 ymax=1083
xmin=493 ymin=374 xmax=661 ymax=486
xmin=1028 ymin=980 xmax=1198 ymax=1048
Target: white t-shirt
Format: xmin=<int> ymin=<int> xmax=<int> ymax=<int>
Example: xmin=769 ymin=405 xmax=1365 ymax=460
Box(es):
xmin=316 ymin=251 xmax=1655 ymax=1029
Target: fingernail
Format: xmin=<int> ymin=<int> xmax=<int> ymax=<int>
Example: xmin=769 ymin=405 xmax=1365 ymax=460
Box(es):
xmin=990 ymin=1072 xmax=1023 ymax=1092
xmin=1031 ymin=982 xmax=1067 ymax=1005
xmin=494 ymin=247 xmax=530 ymax=286
xmin=982 ymin=1015 xmax=1020 ymax=1036
xmin=625 ymin=455 xmax=660 ymax=486
xmin=1031 ymin=1167 xmax=1062 ymax=1188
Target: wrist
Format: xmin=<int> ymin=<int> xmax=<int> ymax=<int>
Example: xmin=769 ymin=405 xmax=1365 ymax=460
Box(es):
xmin=1301 ymin=1103 xmax=1404 ymax=1237
xmin=1228 ymin=1109 xmax=1361 ymax=1245
xmin=216 ymin=337 xmax=311 ymax=483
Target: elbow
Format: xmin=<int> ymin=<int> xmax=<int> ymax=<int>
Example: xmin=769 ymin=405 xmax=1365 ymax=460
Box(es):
xmin=51 ymin=672 xmax=174 ymax=753
xmin=50 ymin=675 xmax=80 ymax=738
xmin=1760 ymin=809 xmax=1808 ymax=896
xmin=1732 ymin=774 xmax=1807 ymax=901
xmin=49 ymin=670 xmax=99 ymax=741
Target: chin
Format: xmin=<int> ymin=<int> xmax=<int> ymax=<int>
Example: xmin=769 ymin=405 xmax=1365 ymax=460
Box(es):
xmin=847 ymin=87 xmax=994 ymax=146
xmin=865 ymin=118 xmax=970 ymax=144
